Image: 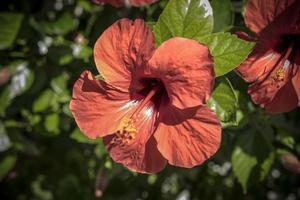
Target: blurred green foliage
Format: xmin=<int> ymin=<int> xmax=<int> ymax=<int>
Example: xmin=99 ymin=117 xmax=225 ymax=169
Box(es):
xmin=0 ymin=0 xmax=300 ymax=200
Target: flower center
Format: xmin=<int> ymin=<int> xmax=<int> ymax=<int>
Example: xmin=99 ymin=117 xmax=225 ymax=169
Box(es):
xmin=110 ymin=85 xmax=161 ymax=146
xmin=271 ymin=42 xmax=294 ymax=82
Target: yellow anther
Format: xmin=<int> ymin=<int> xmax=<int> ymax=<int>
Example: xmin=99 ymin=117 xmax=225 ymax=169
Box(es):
xmin=271 ymin=67 xmax=285 ymax=82
xmin=110 ymin=117 xmax=137 ymax=146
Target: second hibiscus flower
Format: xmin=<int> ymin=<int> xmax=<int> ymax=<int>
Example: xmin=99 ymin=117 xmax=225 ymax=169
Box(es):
xmin=236 ymin=0 xmax=300 ymax=113
xmin=70 ymin=18 xmax=221 ymax=173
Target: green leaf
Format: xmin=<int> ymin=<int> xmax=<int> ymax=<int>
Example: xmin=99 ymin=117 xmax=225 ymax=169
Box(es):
xmin=94 ymin=142 xmax=106 ymax=158
xmin=153 ymin=0 xmax=213 ymax=46
xmin=232 ymin=145 xmax=257 ymax=193
xmin=21 ymin=109 xmax=41 ymax=126
xmin=211 ymin=0 xmax=234 ymax=32
xmin=51 ymin=74 xmax=67 ymax=94
xmin=0 ymin=12 xmax=23 ymax=49
xmin=31 ymin=175 xmax=54 ymax=200
xmin=260 ymin=152 xmax=274 ymax=181
xmin=40 ymin=12 xmax=77 ymax=35
xmin=196 ymin=32 xmax=255 ymax=76
xmin=44 ymin=113 xmax=60 ymax=135
xmin=50 ymin=74 xmax=70 ymax=103
xmin=276 ymin=128 xmax=295 ymax=149
xmin=208 ymin=77 xmax=238 ymax=127
xmin=32 ymin=89 xmax=55 ymax=113
xmin=0 ymin=155 xmax=17 ymax=180
xmin=70 ymin=128 xmax=100 ymax=144
xmin=232 ymin=131 xmax=274 ymax=193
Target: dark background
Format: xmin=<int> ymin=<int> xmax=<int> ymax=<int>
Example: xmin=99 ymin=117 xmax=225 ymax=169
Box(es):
xmin=0 ymin=0 xmax=299 ymax=199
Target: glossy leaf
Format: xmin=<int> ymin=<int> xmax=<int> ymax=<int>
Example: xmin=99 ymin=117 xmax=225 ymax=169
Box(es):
xmin=211 ymin=0 xmax=234 ymax=32
xmin=153 ymin=0 xmax=213 ymax=46
xmin=196 ymin=32 xmax=255 ymax=76
xmin=208 ymin=77 xmax=238 ymax=127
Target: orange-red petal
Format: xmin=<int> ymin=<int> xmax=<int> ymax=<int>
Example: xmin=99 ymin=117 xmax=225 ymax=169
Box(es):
xmin=248 ymin=59 xmax=293 ymax=110
xmin=154 ymin=106 xmax=221 ymax=168
xmin=292 ymin=55 xmax=300 ymax=106
xmin=146 ymin=37 xmax=214 ymax=109
xmin=70 ymin=71 xmax=135 ymax=139
xmin=103 ymin=100 xmax=167 ymax=173
xmin=129 ymin=0 xmax=158 ymax=6
xmin=244 ymin=0 xmax=297 ymax=34
xmin=237 ymin=50 xmax=281 ymax=83
xmin=264 ymin=81 xmax=298 ymax=113
xmin=94 ymin=19 xmax=154 ymax=92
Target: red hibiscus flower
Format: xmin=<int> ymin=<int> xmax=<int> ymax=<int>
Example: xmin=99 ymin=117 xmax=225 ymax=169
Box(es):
xmin=236 ymin=0 xmax=300 ymax=113
xmin=93 ymin=0 xmax=158 ymax=7
xmin=70 ymin=19 xmax=221 ymax=173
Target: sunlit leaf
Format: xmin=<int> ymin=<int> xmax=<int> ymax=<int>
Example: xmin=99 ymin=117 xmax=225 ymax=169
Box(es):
xmin=153 ymin=0 xmax=213 ymax=46
xmin=211 ymin=0 xmax=234 ymax=32
xmin=196 ymin=32 xmax=255 ymax=76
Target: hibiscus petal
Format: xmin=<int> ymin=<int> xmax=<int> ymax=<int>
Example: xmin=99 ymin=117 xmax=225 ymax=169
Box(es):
xmin=154 ymin=106 xmax=221 ymax=168
xmin=103 ymin=102 xmax=167 ymax=173
xmin=259 ymin=1 xmax=300 ymax=38
xmin=94 ymin=19 xmax=154 ymax=91
xmin=129 ymin=0 xmax=158 ymax=6
xmin=236 ymin=50 xmax=281 ymax=83
xmin=291 ymin=55 xmax=300 ymax=106
xmin=245 ymin=0 xmax=298 ymax=34
xmin=70 ymin=71 xmax=137 ymax=139
xmin=265 ymin=81 xmax=298 ymax=113
xmin=248 ymin=58 xmax=294 ymax=110
xmin=146 ymin=37 xmax=214 ymax=109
